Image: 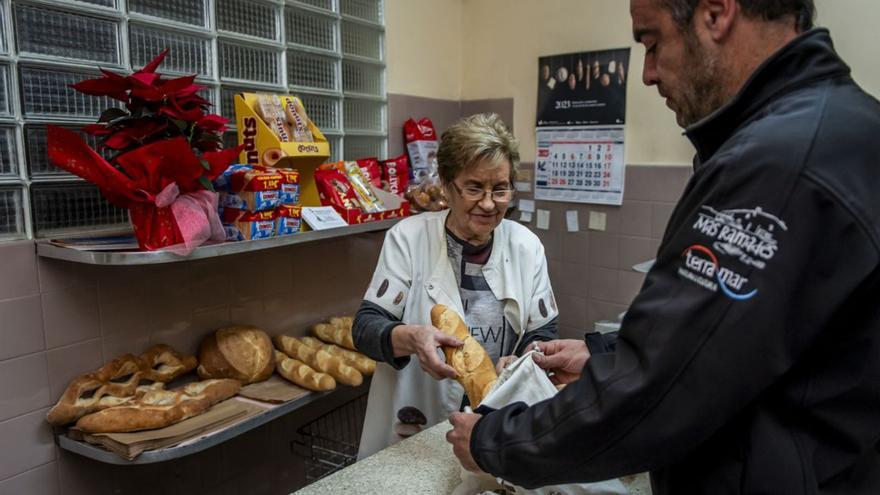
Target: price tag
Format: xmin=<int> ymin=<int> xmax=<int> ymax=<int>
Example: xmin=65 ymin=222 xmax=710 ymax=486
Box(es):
xmin=302 ymin=206 xmax=349 ymax=230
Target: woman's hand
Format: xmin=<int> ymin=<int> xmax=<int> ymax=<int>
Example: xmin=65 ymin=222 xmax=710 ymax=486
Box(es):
xmin=495 ymin=354 xmax=517 ymax=374
xmin=391 ymin=325 xmax=463 ymax=380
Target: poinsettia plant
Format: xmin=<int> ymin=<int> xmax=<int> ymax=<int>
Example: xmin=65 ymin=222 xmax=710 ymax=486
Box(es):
xmin=47 ymin=50 xmax=242 ymax=253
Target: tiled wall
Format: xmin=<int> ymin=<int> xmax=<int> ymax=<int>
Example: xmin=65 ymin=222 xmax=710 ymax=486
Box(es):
xmin=0 ymin=91 xmax=692 ymax=494
xmin=514 ymin=163 xmax=692 ymax=339
xmin=0 ymin=234 xmax=383 ymax=495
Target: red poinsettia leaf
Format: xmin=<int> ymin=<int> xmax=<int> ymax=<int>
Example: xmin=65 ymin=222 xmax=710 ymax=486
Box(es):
xmin=202 ymin=145 xmax=245 ymax=180
xmin=47 ymin=125 xmax=139 ymax=207
xmin=139 ymin=49 xmax=169 ymax=74
xmin=99 ymin=68 xmax=128 ymax=84
xmin=99 ymin=107 xmax=129 ymax=123
xmin=197 ymin=114 xmax=228 ymax=132
xmin=159 ymin=74 xmax=197 ymax=94
xmin=71 ymin=77 xmax=129 ymax=102
xmin=82 ymin=123 xmax=113 ymax=136
xmin=174 ymin=83 xmax=205 ymax=98
xmin=104 ymin=132 xmax=135 ymax=150
xmin=115 ymin=137 xmax=205 ymax=193
xmin=158 ymin=104 xmax=204 ymax=123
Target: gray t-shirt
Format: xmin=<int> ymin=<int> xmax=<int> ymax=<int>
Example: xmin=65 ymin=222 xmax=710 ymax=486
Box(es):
xmin=446 ymin=229 xmax=516 ymax=364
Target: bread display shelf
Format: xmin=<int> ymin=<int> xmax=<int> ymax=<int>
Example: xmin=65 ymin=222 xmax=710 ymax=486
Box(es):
xmin=37 ymin=218 xmax=402 ymax=266
xmin=55 ymin=389 xmax=333 ymax=465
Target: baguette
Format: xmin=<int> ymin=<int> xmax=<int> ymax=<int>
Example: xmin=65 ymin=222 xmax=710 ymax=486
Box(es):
xmin=430 ymin=304 xmax=497 ymax=407
xmin=312 ymin=321 xmax=355 ymax=350
xmin=274 ymin=350 xmax=336 ymax=391
xmin=274 ymin=335 xmax=363 ymax=387
xmin=75 ymin=379 xmax=240 ymax=434
xmin=301 ymin=336 xmax=376 ymax=376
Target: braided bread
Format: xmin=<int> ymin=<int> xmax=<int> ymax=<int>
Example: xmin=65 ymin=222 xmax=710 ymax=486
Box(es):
xmin=75 ymin=379 xmax=241 ymax=433
xmin=47 ymin=345 xmax=197 ymax=427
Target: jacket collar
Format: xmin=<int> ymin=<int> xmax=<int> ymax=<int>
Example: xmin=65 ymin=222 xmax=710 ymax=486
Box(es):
xmin=685 ymin=29 xmax=850 ymax=165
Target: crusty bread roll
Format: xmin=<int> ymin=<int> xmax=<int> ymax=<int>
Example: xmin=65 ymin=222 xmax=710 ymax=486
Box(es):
xmin=301 ymin=336 xmax=376 ymax=376
xmin=312 ymin=320 xmax=355 ymax=350
xmin=431 ymin=304 xmax=497 ymax=407
xmin=75 ymin=379 xmax=240 ymax=434
xmin=198 ymin=326 xmax=275 ymax=384
xmin=274 ymin=335 xmax=363 ymax=387
xmin=47 ymin=344 xmax=197 ymax=427
xmin=274 ymin=350 xmax=336 ymax=391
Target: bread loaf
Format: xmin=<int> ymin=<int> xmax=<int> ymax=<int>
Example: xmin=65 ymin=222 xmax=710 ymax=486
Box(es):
xmin=312 ymin=320 xmax=355 ymax=350
xmin=301 ymin=336 xmax=376 ymax=376
xmin=274 ymin=335 xmax=363 ymax=387
xmin=47 ymin=344 xmax=197 ymax=427
xmin=431 ymin=304 xmax=497 ymax=407
xmin=75 ymin=379 xmax=240 ymax=434
xmin=274 ymin=350 xmax=336 ymax=391
xmin=197 ymin=326 xmax=275 ymax=384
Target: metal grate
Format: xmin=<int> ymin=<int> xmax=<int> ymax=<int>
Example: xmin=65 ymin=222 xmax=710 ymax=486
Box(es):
xmin=343 ymin=98 xmax=384 ymax=132
xmin=74 ymin=0 xmax=117 ymax=7
xmin=293 ymin=394 xmax=368 ymax=483
xmin=128 ymin=0 xmax=207 ymax=27
xmin=219 ymin=42 xmax=281 ymax=85
xmin=291 ymin=0 xmax=335 ymax=13
xmin=14 ymin=4 xmax=121 ymax=65
xmin=0 ymin=3 xmax=8 ymax=55
xmin=20 ymin=66 xmax=121 ymax=119
xmin=327 ymin=135 xmax=342 ymax=162
xmin=0 ymin=64 xmax=10 ymax=116
xmin=220 ymin=86 xmax=246 ymax=123
xmin=344 ymin=136 xmax=384 ymax=160
xmin=0 ymin=126 xmax=17 ymax=177
xmin=216 ymin=0 xmax=278 ymax=42
xmin=285 ymin=7 xmax=337 ymax=52
xmin=129 ymin=24 xmax=212 ymax=78
xmin=342 ymin=60 xmax=383 ymax=96
xmin=341 ymin=21 xmax=383 ymax=61
xmin=0 ymin=187 xmax=24 ymax=238
xmin=31 ymin=183 xmax=130 ymax=236
xmin=287 ymin=50 xmax=338 ymax=92
xmin=341 ymin=0 xmax=382 ymax=23
xmin=25 ymin=124 xmax=114 ymax=178
xmin=299 ymin=92 xmax=340 ymax=132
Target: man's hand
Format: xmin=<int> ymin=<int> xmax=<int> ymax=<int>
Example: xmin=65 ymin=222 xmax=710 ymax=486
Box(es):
xmin=391 ymin=325 xmax=463 ymax=379
xmin=446 ymin=412 xmax=483 ymax=473
xmin=533 ymin=339 xmax=590 ymax=384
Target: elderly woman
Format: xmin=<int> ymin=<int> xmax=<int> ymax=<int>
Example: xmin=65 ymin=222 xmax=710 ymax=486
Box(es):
xmin=353 ymin=113 xmax=559 ymax=458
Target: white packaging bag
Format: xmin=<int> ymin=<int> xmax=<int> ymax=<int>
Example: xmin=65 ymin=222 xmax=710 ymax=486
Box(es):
xmin=452 ymin=351 xmax=628 ymax=495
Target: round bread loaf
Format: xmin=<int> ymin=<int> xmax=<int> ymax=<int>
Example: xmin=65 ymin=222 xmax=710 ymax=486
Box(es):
xmin=197 ymin=326 xmax=275 ymax=384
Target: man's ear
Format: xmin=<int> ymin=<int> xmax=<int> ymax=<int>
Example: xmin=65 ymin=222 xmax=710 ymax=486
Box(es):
xmin=696 ymin=0 xmax=737 ymax=42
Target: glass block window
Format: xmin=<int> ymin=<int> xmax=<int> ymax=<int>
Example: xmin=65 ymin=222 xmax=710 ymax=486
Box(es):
xmin=2 ymin=0 xmax=385 ymax=240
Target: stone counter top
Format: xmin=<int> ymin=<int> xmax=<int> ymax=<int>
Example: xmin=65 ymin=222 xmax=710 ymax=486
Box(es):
xmin=293 ymin=421 xmax=652 ymax=495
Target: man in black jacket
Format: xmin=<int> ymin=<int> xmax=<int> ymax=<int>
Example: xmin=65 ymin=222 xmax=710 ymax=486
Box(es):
xmin=446 ymin=0 xmax=880 ymax=493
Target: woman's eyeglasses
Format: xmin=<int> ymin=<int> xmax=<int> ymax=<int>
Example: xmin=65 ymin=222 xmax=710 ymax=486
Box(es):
xmin=450 ymin=182 xmax=515 ymax=203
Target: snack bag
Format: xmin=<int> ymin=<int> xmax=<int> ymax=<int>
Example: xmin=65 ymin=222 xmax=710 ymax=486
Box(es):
xmin=213 ymin=164 xmax=252 ymax=192
xmin=282 ymin=96 xmax=315 ymax=143
xmin=357 ymin=158 xmax=382 ymax=189
xmin=221 ymin=167 xmax=283 ymax=211
xmin=380 ymin=154 xmax=410 ymax=197
xmin=343 ymin=161 xmax=385 ymax=213
xmin=276 ymin=168 xmax=301 ymax=205
xmin=255 ymin=94 xmax=292 ymax=142
xmin=277 ymin=204 xmax=302 ymax=235
xmin=403 ymin=118 xmax=439 ymax=183
xmin=222 ymin=208 xmax=277 ymax=241
xmin=314 ymin=168 xmax=363 ymax=212
xmin=404 ymin=179 xmax=447 ymax=212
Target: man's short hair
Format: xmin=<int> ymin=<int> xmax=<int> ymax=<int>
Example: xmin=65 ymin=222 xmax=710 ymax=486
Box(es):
xmin=661 ymin=0 xmax=816 ymax=32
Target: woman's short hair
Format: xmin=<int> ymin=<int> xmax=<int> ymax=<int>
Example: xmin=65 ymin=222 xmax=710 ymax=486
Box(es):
xmin=436 ymin=113 xmax=520 ymax=184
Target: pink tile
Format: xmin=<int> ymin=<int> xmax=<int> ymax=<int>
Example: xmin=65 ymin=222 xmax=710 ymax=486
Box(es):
xmin=0 ymin=241 xmax=39 ymax=300
xmin=228 ymin=297 xmax=269 ymax=330
xmin=624 ymin=166 xmax=691 ymax=202
xmin=618 ymin=236 xmax=660 ymax=271
xmin=149 ymin=319 xmax=199 ymax=357
xmin=0 ymin=353 xmax=50 ymax=422
xmin=588 ymin=232 xmax=620 ymax=269
xmin=550 ymin=261 xmax=589 ymax=298
xmin=263 ymin=292 xmax=313 ymax=336
xmin=41 ymin=287 xmax=100 ymax=349
xmin=188 ymin=257 xmax=236 ymax=310
xmin=588 ymin=267 xmax=620 ymax=303
xmin=535 ymin=229 xmax=562 ymax=262
xmin=191 ymin=305 xmax=231 ymax=338
xmin=559 ymin=231 xmax=590 ymax=264
xmin=36 ymin=258 xmax=98 ymax=294
xmin=56 ymin=450 xmax=112 ymax=495
xmin=618 ymin=271 xmax=647 ymax=307
xmin=556 ymin=294 xmax=588 ymax=329
xmin=0 ymin=408 xmax=56 ymax=481
xmin=0 ymin=461 xmax=59 ymax=495
xmin=0 ymin=295 xmax=45 ymax=360
xmin=618 ymin=201 xmax=654 ymax=237
xmin=558 ymin=325 xmax=582 ymax=340
xmin=45 ymin=339 xmax=102 ymax=403
xmin=652 ymin=202 xmax=677 ymax=239
xmin=587 ymin=300 xmax=629 ymax=326
xmin=101 ymin=329 xmax=151 ymax=363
